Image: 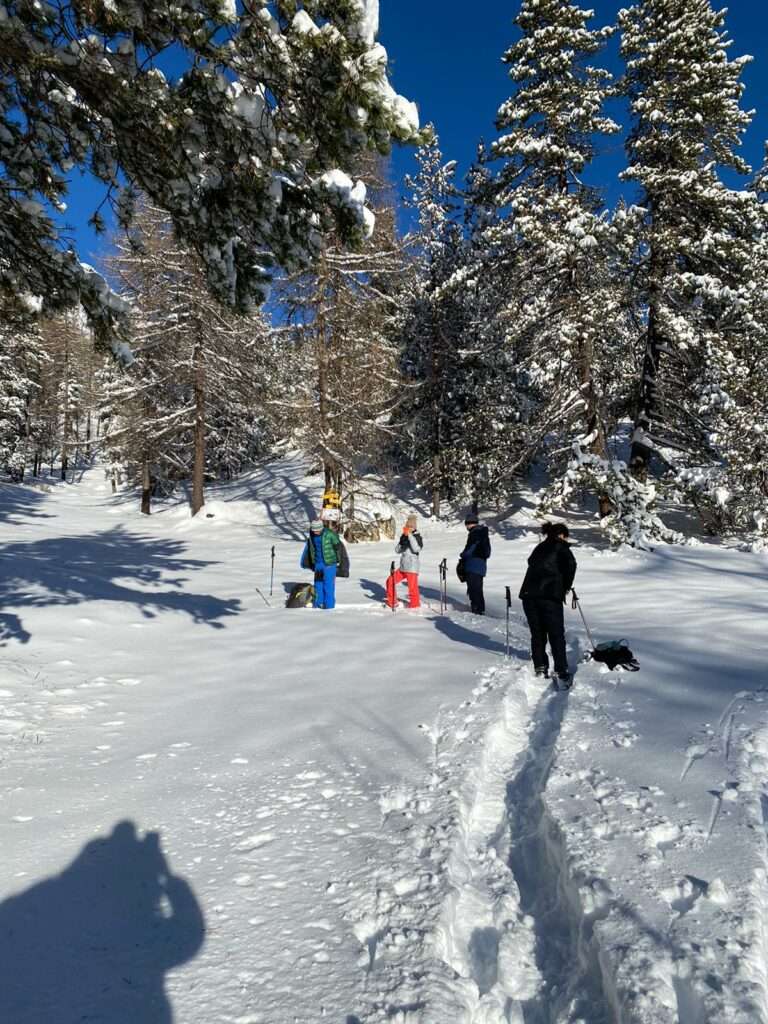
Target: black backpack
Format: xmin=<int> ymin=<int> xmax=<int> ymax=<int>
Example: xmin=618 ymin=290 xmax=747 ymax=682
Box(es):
xmin=588 ymin=640 xmax=640 ymax=672
xmin=336 ymin=541 xmax=350 ymax=578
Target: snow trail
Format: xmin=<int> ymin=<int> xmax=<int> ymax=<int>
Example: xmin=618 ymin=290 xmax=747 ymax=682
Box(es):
xmin=507 ymin=689 xmax=613 ymax=1024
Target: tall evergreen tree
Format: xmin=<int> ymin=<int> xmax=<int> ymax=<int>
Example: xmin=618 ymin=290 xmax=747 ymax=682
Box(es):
xmin=469 ymin=0 xmax=640 ymax=527
xmin=619 ymin=0 xmax=759 ymax=479
xmin=0 ymin=308 xmax=45 ymax=479
xmin=399 ymin=131 xmax=468 ymax=517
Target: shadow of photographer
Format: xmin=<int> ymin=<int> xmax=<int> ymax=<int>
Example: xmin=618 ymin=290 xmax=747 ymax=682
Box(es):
xmin=0 ymin=820 xmax=205 ymax=1023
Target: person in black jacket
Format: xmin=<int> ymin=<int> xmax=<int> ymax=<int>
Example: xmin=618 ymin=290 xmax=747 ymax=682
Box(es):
xmin=459 ymin=514 xmax=491 ymax=615
xmin=519 ymin=522 xmax=577 ymax=686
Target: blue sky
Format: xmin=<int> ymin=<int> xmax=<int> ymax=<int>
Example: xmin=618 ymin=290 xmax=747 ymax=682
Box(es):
xmin=66 ymin=1 xmax=768 ymax=265
xmin=380 ymin=0 xmax=768 ymax=209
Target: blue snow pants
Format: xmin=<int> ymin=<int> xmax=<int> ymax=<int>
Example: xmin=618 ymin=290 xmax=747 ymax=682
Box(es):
xmin=313 ymin=565 xmax=337 ymax=609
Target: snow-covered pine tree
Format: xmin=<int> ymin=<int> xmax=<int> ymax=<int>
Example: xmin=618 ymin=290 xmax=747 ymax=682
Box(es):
xmin=0 ymin=306 xmax=46 ymax=480
xmin=0 ymin=1 xmax=419 ymax=350
xmin=398 ymin=130 xmax=468 ymax=517
xmin=26 ymin=311 xmax=98 ymax=481
xmin=619 ymin=0 xmax=761 ymax=493
xmin=105 ymin=204 xmax=272 ymax=515
xmin=671 ymin=156 xmax=768 ymax=543
xmin=476 ymin=0 xmax=642 ymax=529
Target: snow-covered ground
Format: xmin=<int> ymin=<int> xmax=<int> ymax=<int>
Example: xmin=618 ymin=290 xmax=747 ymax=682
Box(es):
xmin=0 ymin=458 xmax=766 ymax=1023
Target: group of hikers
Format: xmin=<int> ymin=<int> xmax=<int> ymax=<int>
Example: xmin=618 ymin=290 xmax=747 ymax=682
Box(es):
xmin=301 ymin=513 xmax=577 ymax=688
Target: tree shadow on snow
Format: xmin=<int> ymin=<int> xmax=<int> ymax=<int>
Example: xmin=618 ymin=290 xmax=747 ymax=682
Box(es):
xmin=0 ymin=527 xmax=241 ymax=642
xmin=0 ymin=820 xmax=205 ymax=1024
xmin=231 ymin=464 xmax=317 ymax=541
xmin=0 ymin=483 xmax=54 ymax=527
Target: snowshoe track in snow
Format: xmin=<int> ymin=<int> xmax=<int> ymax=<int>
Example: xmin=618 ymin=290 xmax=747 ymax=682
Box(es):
xmin=506 ymin=689 xmax=613 ymax=1024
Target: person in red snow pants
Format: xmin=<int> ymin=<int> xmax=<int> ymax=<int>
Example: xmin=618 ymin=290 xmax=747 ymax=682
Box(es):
xmin=386 ymin=515 xmax=423 ymax=609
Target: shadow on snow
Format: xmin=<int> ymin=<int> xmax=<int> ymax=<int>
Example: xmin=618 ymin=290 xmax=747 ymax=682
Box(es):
xmin=0 ymin=483 xmax=55 ymax=527
xmin=0 ymin=820 xmax=205 ymax=1024
xmin=0 ymin=526 xmax=241 ymax=644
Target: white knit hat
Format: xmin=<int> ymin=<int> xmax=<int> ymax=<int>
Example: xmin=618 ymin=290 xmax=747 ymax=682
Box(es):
xmin=310 ymin=519 xmax=323 ymax=533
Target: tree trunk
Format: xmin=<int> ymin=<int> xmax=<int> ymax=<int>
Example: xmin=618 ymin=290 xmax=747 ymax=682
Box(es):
xmin=72 ymin=413 xmax=80 ymax=483
xmin=431 ymin=453 xmax=441 ymax=518
xmin=630 ymin=295 xmax=661 ymax=482
xmin=141 ymin=458 xmax=151 ymax=515
xmin=191 ymin=335 xmax=206 ymax=516
xmin=630 ymin=235 xmax=665 ymax=481
xmin=61 ymin=332 xmax=70 ymax=481
xmin=577 ymin=327 xmax=610 ymax=516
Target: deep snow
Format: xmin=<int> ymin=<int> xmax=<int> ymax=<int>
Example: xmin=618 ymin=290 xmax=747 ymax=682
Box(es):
xmin=0 ymin=458 xmax=767 ymax=1023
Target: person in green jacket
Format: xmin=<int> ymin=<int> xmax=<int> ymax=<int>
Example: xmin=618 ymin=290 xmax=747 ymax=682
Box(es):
xmin=301 ymin=519 xmax=341 ymax=609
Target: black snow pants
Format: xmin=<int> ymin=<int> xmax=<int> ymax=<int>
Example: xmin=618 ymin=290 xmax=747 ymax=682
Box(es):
xmin=466 ymin=572 xmax=485 ymax=615
xmin=522 ymin=597 xmax=567 ymax=676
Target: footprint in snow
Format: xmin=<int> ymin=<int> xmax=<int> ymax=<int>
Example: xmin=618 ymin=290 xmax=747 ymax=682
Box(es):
xmin=304 ymin=919 xmax=334 ymax=932
xmin=236 ymin=833 xmax=275 ymax=852
xmin=662 ymin=875 xmax=708 ymax=916
xmin=393 ymin=875 xmax=421 ymax=896
xmin=647 ymin=821 xmax=682 ymax=856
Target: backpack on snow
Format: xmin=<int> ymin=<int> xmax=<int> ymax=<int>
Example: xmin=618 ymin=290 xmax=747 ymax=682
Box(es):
xmin=571 ymin=591 xmax=640 ymax=672
xmin=587 ymin=640 xmax=640 ymax=672
xmin=286 ymin=583 xmax=315 ymax=608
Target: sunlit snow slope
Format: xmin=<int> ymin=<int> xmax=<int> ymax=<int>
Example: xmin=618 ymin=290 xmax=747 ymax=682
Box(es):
xmin=0 ymin=458 xmax=766 ymax=1024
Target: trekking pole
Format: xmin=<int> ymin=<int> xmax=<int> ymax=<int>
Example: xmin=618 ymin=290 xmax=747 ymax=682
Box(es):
xmin=505 ymin=586 xmax=511 ymax=659
xmin=269 ymin=545 xmax=275 ymax=597
xmin=571 ymin=590 xmax=596 ymax=651
xmin=439 ymin=558 xmax=447 ymax=614
xmin=390 ymin=560 xmax=396 ymax=613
